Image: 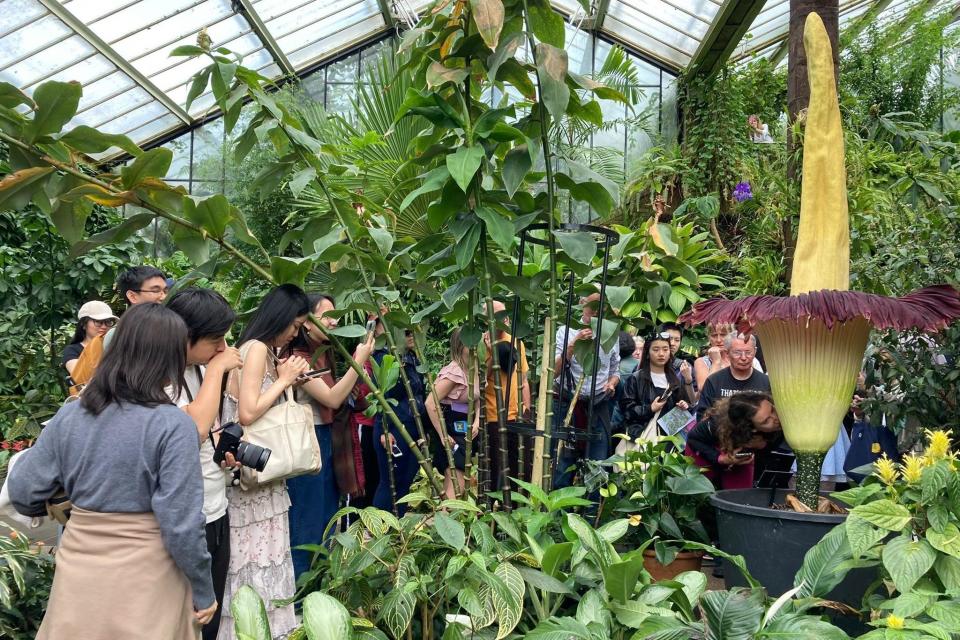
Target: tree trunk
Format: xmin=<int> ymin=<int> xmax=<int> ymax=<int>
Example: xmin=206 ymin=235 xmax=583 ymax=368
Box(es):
xmin=785 ymin=0 xmax=840 ymax=283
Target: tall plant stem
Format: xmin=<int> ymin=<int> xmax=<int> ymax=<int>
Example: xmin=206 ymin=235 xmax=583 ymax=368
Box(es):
xmin=279 ymin=129 xmax=444 ymax=495
xmin=519 ymin=3 xmax=560 ymax=490
xmin=462 ymin=348 xmax=477 ymax=498
xmin=794 ymin=451 xmax=826 ymax=510
xmin=480 ymin=236 xmax=511 ymax=511
xmin=0 ymin=130 xmax=273 ymax=280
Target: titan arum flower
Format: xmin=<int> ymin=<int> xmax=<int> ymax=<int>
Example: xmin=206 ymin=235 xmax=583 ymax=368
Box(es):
xmin=680 ymin=13 xmax=960 ymax=509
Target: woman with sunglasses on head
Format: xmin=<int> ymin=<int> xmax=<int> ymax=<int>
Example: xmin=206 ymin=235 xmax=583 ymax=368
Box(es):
xmin=62 ymin=301 xmax=117 ymax=381
xmin=621 ymin=332 xmax=694 ymax=440
xmin=9 ymin=303 xmax=215 ymax=639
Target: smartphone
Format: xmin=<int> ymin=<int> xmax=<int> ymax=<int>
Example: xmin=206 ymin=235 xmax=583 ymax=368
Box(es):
xmin=298 ymin=368 xmax=330 ymax=381
xmin=365 ymin=319 xmax=377 ymax=337
xmin=734 ymin=451 xmax=753 ymax=459
xmin=391 ymin=441 xmax=403 ymax=458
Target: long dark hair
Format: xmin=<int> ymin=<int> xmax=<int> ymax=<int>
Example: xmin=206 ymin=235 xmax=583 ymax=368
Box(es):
xmin=165 ymin=287 xmax=235 ymax=344
xmin=636 ymin=335 xmax=681 ymax=392
xmin=708 ymin=391 xmax=774 ymax=453
xmin=288 ymin=292 xmax=336 ymax=368
xmin=81 ymin=304 xmax=187 ymax=415
xmin=238 ymin=284 xmax=309 ymax=347
xmin=69 ymin=319 xmax=89 ymax=345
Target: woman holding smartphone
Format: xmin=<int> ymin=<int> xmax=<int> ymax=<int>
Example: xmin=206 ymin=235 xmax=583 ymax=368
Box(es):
xmin=286 ymin=293 xmax=373 ymax=580
xmin=425 ymin=327 xmax=479 ymax=499
xmin=685 ymin=391 xmax=782 ymax=489
xmin=621 ymin=332 xmax=694 ymax=439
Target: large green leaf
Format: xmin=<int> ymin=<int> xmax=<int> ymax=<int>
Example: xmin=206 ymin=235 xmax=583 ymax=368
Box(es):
xmin=0 ymin=166 xmax=54 ymax=210
xmin=554 ymin=230 xmax=596 ymax=265
xmin=935 ymin=554 xmax=960 ymax=595
xmin=379 ymin=585 xmax=415 ymax=639
xmin=758 ymin=613 xmax=850 ymax=639
xmin=455 ymin=223 xmax=481 ymax=270
xmin=121 ymin=148 xmax=174 ymax=190
xmin=492 ymin=562 xmax=525 ymax=639
xmin=515 ymin=565 xmax=572 ymax=594
xmin=69 ymin=212 xmax=154 ymax=258
xmin=536 ymin=44 xmax=570 ymax=120
xmin=527 ymin=0 xmax=564 ymax=47
xmin=502 ymin=144 xmax=532 ymax=198
xmin=844 ymin=514 xmax=887 ymax=559
xmin=25 ymin=80 xmax=82 ymax=142
xmin=434 ymin=512 xmax=466 ymax=550
xmin=184 ymin=194 xmax=234 ymax=239
xmin=665 ymin=474 xmax=715 ymax=495
xmin=476 ymin=206 xmax=515 ymax=252
xmin=270 ymin=256 xmax=314 ymax=287
xmin=700 ymin=589 xmax=765 ymax=640
xmin=603 ymin=555 xmax=645 ymax=603
xmin=172 ymin=225 xmax=212 ymax=265
xmin=541 ymin=541 xmax=574 ymax=577
xmin=441 ymin=276 xmax=478 ymax=309
xmin=555 ymin=173 xmax=614 ymax=216
xmin=0 ymin=81 xmax=32 ymax=109
xmin=302 ymin=592 xmax=353 ymax=640
xmin=400 ymin=165 xmax=449 ymax=212
xmin=59 ymin=125 xmax=142 ymax=157
xmin=470 ymin=0 xmax=505 ymax=48
xmin=230 ymin=585 xmax=271 ymax=640
xmin=559 ymin=158 xmax=620 ymax=204
xmin=524 ymin=617 xmax=592 ymax=639
xmin=604 ymin=285 xmax=634 ymax=312
xmin=446 ymin=145 xmax=485 ymax=193
xmin=567 ymin=513 xmax=616 ymax=568
xmin=50 ymin=197 xmax=93 ymax=244
xmin=487 ymin=32 xmax=523 ymax=82
xmin=426 ymin=62 xmax=469 ymax=89
xmin=851 ymin=499 xmax=913 ymax=531
xmin=368 ymin=227 xmax=394 ymax=256
xmin=794 ymin=525 xmax=853 ymax=598
xmin=883 ymin=535 xmax=937 ymax=593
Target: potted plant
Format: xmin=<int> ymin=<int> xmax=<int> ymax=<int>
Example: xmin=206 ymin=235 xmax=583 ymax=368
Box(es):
xmin=598 ymin=434 xmax=715 ymax=579
xmin=679 ymin=11 xmax=960 ymax=607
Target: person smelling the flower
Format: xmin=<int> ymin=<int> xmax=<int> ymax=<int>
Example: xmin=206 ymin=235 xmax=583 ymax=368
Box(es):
xmin=695 ymin=334 xmax=771 ymax=419
xmin=685 ymin=391 xmax=783 ymax=489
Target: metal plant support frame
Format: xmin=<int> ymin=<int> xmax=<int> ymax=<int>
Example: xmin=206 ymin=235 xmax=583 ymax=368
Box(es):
xmin=498 ymin=222 xmax=618 ymax=488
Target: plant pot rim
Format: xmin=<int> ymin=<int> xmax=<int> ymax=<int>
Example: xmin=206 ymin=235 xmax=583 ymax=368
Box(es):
xmin=641 ymin=548 xmax=704 ymax=559
xmin=711 ymin=488 xmax=848 ymax=523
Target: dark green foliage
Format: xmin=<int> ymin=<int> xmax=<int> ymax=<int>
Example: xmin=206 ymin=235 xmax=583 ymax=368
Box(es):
xmin=0 ymin=526 xmax=54 ymax=639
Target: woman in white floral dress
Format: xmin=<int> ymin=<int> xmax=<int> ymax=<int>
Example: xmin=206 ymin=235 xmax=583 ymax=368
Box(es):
xmin=218 ymin=285 xmax=311 ymax=640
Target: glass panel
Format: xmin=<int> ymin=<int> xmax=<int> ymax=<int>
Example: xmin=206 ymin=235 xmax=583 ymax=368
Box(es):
xmin=162 ymin=136 xmax=192 ymax=180
xmin=0 ymin=13 xmax=71 ymax=72
xmin=190 ymin=181 xmax=223 ymax=196
xmin=593 ymin=96 xmax=626 ymax=151
xmin=285 ymin=14 xmax=385 ymax=69
xmin=21 ymin=52 xmax=113 ymax=93
xmin=192 ymin=118 xmax=225 ymax=183
xmin=105 ymin=0 xmax=235 ymax=59
xmin=76 ymin=70 xmax=138 ymax=114
xmin=327 ymin=53 xmax=359 ymax=83
xmin=73 ymin=85 xmax=154 ymax=128
xmin=660 ymin=75 xmax=679 ymax=143
xmin=2 ymin=35 xmax=94 ymax=88
xmin=604 ymin=14 xmax=691 ymax=68
xmin=121 ymin=113 xmax=182 ymax=145
xmin=0 ymin=0 xmax=46 ymax=38
xmin=566 ymin=23 xmax=593 ymax=75
xmin=301 ymin=70 xmax=326 ymax=102
xmin=627 ymin=90 xmax=658 ymax=164
xmin=98 ymin=100 xmax=170 ymax=134
xmin=326 ymin=82 xmax=354 ymax=113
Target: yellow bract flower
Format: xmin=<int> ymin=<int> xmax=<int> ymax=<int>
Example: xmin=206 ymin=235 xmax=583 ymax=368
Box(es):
xmin=924 ymin=429 xmax=952 ymax=461
xmin=901 ymin=454 xmax=924 ymax=485
xmin=886 ymin=614 xmax=905 ymax=630
xmin=628 ymin=514 xmax=642 ymax=527
xmin=874 ymin=455 xmax=899 ymax=485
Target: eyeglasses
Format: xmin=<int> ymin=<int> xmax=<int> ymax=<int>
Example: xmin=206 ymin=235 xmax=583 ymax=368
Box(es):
xmin=729 ymin=350 xmax=755 ymax=358
xmin=134 ymin=287 xmax=169 ymax=295
xmin=90 ymin=318 xmax=116 ymax=327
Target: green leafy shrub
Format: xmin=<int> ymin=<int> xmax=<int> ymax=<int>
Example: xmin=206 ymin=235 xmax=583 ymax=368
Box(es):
xmin=0 ymin=525 xmax=54 ymax=639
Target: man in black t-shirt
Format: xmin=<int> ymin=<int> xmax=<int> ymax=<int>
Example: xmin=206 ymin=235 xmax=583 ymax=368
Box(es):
xmin=695 ymin=334 xmax=771 ymax=417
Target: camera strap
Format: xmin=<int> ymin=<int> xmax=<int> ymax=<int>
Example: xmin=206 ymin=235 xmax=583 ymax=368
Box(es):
xmin=182 ymin=365 xmax=229 ymax=445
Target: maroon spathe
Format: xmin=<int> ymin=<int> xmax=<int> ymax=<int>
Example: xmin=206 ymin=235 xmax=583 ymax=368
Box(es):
xmin=679 ymin=285 xmax=960 ymax=332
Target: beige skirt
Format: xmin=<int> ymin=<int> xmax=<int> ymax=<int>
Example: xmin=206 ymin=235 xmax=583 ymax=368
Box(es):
xmin=38 ymin=507 xmax=199 ymax=640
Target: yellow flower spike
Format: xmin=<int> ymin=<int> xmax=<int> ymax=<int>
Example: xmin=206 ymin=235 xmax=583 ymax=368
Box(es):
xmin=886 ymin=615 xmax=905 ymax=630
xmin=628 ymin=514 xmax=642 ymax=527
xmin=901 ymin=454 xmax=924 ymax=485
xmin=874 ymin=455 xmax=899 ymax=486
xmin=924 ymin=429 xmax=952 ymax=461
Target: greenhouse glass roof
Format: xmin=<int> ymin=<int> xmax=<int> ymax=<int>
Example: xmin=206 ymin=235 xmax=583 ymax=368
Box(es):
xmin=0 ymin=0 xmax=954 ymax=153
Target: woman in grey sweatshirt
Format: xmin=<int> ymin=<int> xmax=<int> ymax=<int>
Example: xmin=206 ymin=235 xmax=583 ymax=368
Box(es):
xmin=9 ymin=303 xmax=215 ymax=640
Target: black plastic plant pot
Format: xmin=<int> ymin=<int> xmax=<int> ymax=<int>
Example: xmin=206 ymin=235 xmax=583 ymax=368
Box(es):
xmin=712 ymin=489 xmax=873 ymax=633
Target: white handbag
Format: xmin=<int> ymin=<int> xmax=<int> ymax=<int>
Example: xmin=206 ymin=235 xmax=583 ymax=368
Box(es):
xmin=614 ymin=409 xmax=662 ymax=470
xmin=236 ymin=343 xmax=321 ymax=490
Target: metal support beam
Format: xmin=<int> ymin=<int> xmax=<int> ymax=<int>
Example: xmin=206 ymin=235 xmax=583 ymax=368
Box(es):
xmin=36 ymin=0 xmax=192 ymax=126
xmin=583 ymin=0 xmax=612 ymax=32
xmin=687 ymin=0 xmax=767 ymax=79
xmin=375 ymin=0 xmax=397 ymax=28
xmin=232 ymin=0 xmax=297 ymax=76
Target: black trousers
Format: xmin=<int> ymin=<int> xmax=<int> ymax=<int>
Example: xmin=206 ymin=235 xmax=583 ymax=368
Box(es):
xmin=203 ymin=513 xmax=230 ymax=640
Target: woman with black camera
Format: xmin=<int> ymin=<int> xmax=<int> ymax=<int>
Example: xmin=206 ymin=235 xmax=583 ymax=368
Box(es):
xmin=9 ymin=303 xmax=215 ymax=639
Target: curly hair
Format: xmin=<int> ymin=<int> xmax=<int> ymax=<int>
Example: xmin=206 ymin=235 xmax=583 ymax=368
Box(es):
xmin=707 ymin=391 xmax=774 ymax=453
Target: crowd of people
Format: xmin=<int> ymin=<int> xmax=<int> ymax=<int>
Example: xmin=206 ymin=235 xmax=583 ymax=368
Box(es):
xmin=3 ymin=268 xmax=890 ymax=638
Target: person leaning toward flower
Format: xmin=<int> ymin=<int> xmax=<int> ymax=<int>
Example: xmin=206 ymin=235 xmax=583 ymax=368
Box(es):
xmin=9 ymin=303 xmax=215 ymax=639
xmin=685 ymin=391 xmax=782 ymax=489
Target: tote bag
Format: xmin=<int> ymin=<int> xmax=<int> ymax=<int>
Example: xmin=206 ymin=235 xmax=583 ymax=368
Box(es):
xmin=614 ymin=409 xmax=661 ymax=470
xmin=236 ymin=342 xmax=321 ymax=490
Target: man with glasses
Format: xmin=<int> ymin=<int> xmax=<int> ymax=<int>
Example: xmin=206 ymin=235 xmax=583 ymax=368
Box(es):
xmin=695 ymin=333 xmax=771 ymax=418
xmin=553 ymin=293 xmax=621 ymax=488
xmin=103 ymin=266 xmax=169 ymax=350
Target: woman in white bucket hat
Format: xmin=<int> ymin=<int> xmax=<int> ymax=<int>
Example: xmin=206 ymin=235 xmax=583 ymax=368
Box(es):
xmin=62 ymin=301 xmax=118 ymax=381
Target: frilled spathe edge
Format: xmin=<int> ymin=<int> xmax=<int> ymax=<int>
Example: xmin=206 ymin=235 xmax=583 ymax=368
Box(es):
xmin=679 ymin=285 xmax=960 ymax=332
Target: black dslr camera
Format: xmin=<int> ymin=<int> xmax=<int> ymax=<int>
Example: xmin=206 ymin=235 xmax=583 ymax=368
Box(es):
xmin=213 ymin=422 xmax=271 ymax=472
